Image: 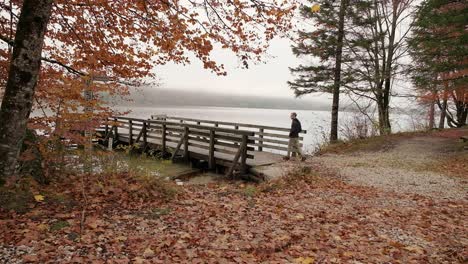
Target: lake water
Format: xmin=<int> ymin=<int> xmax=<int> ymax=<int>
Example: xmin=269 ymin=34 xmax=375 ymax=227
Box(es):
xmin=114 ymin=106 xmax=418 ymax=152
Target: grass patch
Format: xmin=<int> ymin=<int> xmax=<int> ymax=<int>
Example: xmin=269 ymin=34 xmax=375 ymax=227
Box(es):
xmin=258 ymin=182 xmax=282 ymax=194
xmin=350 ymin=162 xmax=368 ymax=168
xmin=281 ymin=166 xmax=322 ymax=185
xmin=316 ymin=131 xmax=431 ymax=155
xmin=316 ymin=136 xmax=393 ymax=155
xmin=242 ymin=185 xmax=259 ymax=198
xmin=142 ymin=207 xmax=171 ymax=220
xmin=50 ymin=220 xmax=70 ymax=232
xmin=136 ymin=174 xmax=179 ymax=201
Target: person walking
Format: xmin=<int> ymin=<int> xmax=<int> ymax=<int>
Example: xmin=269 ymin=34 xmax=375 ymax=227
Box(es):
xmin=285 ymin=112 xmax=306 ymax=161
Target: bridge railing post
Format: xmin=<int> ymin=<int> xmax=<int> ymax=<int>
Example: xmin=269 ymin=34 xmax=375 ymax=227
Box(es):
xmin=113 ymin=117 xmax=118 ymax=141
xmin=258 ymin=128 xmax=264 ymax=152
xmin=129 ymin=120 xmax=133 ymax=145
xmin=142 ymin=122 xmax=147 ymax=150
xmin=162 ymin=123 xmax=167 ymax=155
xmin=209 ymin=130 xmax=215 ymax=170
xmin=183 ymin=126 xmax=189 ymax=161
xmin=240 ymin=135 xmax=248 ymax=175
xmin=105 ymin=120 xmax=109 ymax=136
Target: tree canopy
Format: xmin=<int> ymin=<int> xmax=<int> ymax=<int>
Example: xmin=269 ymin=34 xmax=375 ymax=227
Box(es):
xmin=409 ymin=0 xmax=467 ymax=127
xmin=0 ymin=0 xmax=296 ymax=180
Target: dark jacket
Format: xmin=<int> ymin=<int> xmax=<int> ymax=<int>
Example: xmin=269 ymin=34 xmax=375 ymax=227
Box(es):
xmin=289 ymin=118 xmax=302 ymax=138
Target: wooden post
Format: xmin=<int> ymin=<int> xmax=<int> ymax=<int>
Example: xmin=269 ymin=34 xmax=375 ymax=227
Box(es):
xmin=142 ymin=122 xmax=147 ymax=150
xmin=258 ymin=128 xmax=264 ymax=151
xmin=240 ymin=135 xmax=248 ymax=175
xmin=105 ymin=122 xmax=109 ymax=135
xmin=135 ymin=126 xmax=144 ymax=143
xmin=215 ymin=123 xmax=219 ymax=127
xmin=226 ymin=143 xmax=244 ymax=178
xmin=108 ymin=137 xmax=113 ymax=150
xmin=197 ymin=121 xmax=201 ymax=125
xmin=161 ymin=123 xmax=167 ymax=155
xmin=113 ymin=118 xmax=118 ymax=140
xmin=104 ymin=126 xmax=113 ymax=142
xmin=234 ymin=125 xmax=240 ymax=146
xmin=183 ymin=126 xmax=189 ymax=161
xmin=128 ymin=120 xmax=133 ymax=145
xmin=208 ymin=130 xmax=215 ymax=170
xmin=171 ymin=129 xmax=187 ymax=161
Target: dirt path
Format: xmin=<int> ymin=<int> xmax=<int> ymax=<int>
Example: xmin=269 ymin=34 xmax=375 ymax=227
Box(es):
xmin=311 ymin=132 xmax=467 ymax=201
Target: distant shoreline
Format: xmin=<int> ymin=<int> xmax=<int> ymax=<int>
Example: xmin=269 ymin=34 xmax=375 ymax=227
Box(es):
xmin=111 ymin=104 xmax=338 ymax=112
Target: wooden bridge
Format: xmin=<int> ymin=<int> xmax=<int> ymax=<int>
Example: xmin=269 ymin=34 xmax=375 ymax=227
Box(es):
xmin=95 ymin=115 xmax=306 ymax=178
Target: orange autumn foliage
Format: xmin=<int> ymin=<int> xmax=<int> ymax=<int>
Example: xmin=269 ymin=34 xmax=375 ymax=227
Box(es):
xmin=0 ymin=0 xmax=296 ymax=171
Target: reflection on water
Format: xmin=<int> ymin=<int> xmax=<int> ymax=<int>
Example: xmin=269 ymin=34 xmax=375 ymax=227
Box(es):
xmin=114 ymin=106 xmax=415 ymax=151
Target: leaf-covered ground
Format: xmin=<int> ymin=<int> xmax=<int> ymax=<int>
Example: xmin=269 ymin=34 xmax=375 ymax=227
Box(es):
xmin=1 ymin=130 xmax=467 ymax=263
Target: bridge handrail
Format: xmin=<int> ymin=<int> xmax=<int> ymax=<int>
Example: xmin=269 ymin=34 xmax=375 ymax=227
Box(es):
xmin=111 ymin=116 xmax=255 ymax=136
xmin=106 ymin=115 xmax=305 ymax=153
xmin=151 ymin=115 xmax=307 ymax=134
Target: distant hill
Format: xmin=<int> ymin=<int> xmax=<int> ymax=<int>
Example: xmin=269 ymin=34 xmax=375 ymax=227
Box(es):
xmin=108 ymin=86 xmax=331 ymax=111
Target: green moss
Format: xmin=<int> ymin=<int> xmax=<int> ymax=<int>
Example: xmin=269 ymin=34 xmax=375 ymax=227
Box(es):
xmin=242 ymin=185 xmax=259 ymax=198
xmin=50 ymin=220 xmax=70 ymax=232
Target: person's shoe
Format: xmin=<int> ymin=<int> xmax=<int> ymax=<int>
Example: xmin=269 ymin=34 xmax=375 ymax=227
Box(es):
xmin=301 ymin=156 xmax=307 ymax=162
xmin=283 ymin=156 xmax=290 ymax=161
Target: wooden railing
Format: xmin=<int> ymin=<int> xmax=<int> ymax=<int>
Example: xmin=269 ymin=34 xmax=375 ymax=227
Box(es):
xmin=150 ymin=115 xmax=307 ymax=152
xmin=99 ymin=116 xmax=255 ymax=177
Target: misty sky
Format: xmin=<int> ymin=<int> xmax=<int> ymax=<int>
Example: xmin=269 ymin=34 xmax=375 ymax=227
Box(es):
xmin=154 ymin=37 xmax=333 ymax=103
xmin=150 ymin=3 xmax=417 ymax=110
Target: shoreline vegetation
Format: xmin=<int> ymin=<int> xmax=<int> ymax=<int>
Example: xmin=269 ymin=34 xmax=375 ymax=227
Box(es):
xmin=1 ymin=127 xmax=466 ymax=263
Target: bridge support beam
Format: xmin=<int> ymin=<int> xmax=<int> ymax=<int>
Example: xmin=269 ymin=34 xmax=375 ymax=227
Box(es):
xmin=183 ymin=126 xmax=189 ymax=161
xmin=208 ymin=130 xmax=215 ymax=170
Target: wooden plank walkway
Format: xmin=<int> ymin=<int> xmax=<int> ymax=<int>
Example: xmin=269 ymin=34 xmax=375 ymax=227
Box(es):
xmin=95 ymin=116 xmax=306 ymax=178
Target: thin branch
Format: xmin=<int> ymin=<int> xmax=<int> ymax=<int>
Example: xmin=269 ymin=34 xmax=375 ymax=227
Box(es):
xmin=41 ymin=57 xmax=85 ymax=76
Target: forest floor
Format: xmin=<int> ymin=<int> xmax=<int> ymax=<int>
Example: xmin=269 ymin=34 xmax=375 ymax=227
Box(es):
xmin=0 ymin=128 xmax=467 ymax=263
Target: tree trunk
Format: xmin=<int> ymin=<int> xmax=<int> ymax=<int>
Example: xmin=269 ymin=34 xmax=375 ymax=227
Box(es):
xmin=438 ymin=93 xmax=447 ymax=129
xmin=380 ymin=4 xmax=398 ymax=135
xmin=428 ymin=100 xmax=435 ymax=129
xmin=0 ymin=0 xmax=53 ymax=183
xmin=460 ymin=106 xmax=467 ymax=126
xmin=330 ymin=0 xmax=348 ymax=142
xmin=377 ymin=102 xmax=391 ymax=135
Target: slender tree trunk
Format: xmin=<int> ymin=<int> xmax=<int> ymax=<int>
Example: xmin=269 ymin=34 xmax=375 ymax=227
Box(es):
xmin=0 ymin=0 xmax=54 ymax=183
xmin=330 ymin=0 xmax=348 ymax=142
xmin=460 ymin=106 xmax=467 ymax=126
xmin=380 ymin=5 xmax=398 ymax=135
xmin=378 ymin=108 xmax=384 ymax=135
xmin=428 ymin=100 xmax=435 ymax=129
xmin=438 ymin=92 xmax=447 ymax=129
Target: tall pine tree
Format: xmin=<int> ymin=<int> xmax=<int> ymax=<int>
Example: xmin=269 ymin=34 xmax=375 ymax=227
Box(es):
xmin=409 ymin=0 xmax=467 ymax=127
xmin=289 ymin=0 xmax=351 ymax=142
